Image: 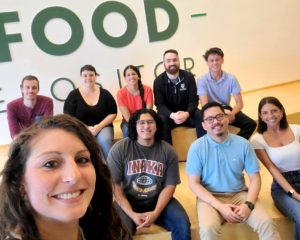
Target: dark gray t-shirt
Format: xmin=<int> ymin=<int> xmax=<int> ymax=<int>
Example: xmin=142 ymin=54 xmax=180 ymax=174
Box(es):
xmin=107 ymin=138 xmax=181 ymax=205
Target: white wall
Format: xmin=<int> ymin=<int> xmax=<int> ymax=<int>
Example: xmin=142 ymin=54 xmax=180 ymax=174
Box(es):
xmin=0 ymin=0 xmax=299 ymax=145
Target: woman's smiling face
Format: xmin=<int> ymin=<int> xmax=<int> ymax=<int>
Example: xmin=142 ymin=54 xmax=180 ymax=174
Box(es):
xmin=22 ymin=128 xmax=96 ymax=223
xmin=259 ymin=103 xmax=284 ymax=128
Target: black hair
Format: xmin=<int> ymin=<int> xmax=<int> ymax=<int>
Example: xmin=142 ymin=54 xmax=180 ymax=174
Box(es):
xmin=204 ymin=48 xmax=224 ymax=61
xmin=163 ymin=49 xmax=178 ymax=58
xmin=123 ymin=65 xmax=146 ymax=108
xmin=21 ymin=75 xmax=39 ymax=89
xmin=257 ymin=97 xmax=288 ymax=134
xmin=127 ymin=109 xmax=164 ymax=141
xmin=202 ymin=102 xmax=225 ymax=119
xmin=80 ymin=65 xmax=97 ymax=76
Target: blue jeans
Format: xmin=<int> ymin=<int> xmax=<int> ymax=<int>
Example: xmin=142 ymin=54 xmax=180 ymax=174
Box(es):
xmin=96 ymin=126 xmax=114 ymax=160
xmin=121 ymin=121 xmax=128 ymax=138
xmin=114 ymin=197 xmax=191 ymax=240
xmin=271 ymin=170 xmax=300 ymax=239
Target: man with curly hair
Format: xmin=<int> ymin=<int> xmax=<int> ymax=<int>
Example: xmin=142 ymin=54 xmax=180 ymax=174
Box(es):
xmin=107 ymin=109 xmax=191 ymax=240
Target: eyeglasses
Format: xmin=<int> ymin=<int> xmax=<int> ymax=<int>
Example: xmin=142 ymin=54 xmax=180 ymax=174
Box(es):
xmin=136 ymin=120 xmax=155 ymax=126
xmin=203 ymin=113 xmax=226 ymax=124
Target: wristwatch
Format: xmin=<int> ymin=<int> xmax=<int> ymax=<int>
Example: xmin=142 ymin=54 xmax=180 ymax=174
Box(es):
xmin=245 ymin=201 xmax=254 ymax=211
xmin=288 ymin=190 xmax=295 ymax=197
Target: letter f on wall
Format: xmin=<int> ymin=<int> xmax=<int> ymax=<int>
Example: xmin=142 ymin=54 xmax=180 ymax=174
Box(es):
xmin=0 ymin=12 xmax=22 ymax=63
xmin=144 ymin=0 xmax=179 ymax=42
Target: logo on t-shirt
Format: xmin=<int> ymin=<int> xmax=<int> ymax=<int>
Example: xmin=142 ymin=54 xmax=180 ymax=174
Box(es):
xmin=127 ymin=159 xmax=163 ymax=177
xmin=132 ymin=181 xmax=157 ymax=193
xmin=137 ymin=175 xmax=153 ymax=185
xmin=180 ymin=83 xmax=186 ymax=91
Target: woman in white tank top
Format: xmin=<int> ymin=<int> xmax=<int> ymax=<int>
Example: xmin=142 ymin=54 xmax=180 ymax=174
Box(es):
xmin=250 ymin=96 xmax=300 ymax=239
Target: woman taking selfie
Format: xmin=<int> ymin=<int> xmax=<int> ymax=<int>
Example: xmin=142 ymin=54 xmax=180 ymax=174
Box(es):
xmin=117 ymin=65 xmax=153 ymax=138
xmin=250 ymin=96 xmax=300 ymax=239
xmin=0 ymin=114 xmax=130 ymax=240
xmin=64 ymin=65 xmax=117 ymax=159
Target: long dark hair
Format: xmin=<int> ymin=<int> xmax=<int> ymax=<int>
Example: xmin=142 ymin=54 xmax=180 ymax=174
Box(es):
xmin=0 ymin=114 xmax=130 ymax=240
xmin=123 ymin=65 xmax=146 ymax=108
xmin=257 ymin=96 xmax=288 ymax=134
xmin=127 ymin=109 xmax=164 ymax=141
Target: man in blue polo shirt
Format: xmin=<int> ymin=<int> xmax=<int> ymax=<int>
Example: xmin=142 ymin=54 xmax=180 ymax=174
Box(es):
xmin=186 ymin=102 xmax=280 ymax=240
xmin=197 ymin=47 xmax=256 ymax=140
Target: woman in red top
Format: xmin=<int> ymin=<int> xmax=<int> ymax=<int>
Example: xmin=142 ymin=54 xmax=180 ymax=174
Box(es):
xmin=117 ymin=65 xmax=153 ymax=138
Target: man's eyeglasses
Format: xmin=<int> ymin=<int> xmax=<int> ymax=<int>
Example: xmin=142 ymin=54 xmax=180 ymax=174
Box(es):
xmin=203 ymin=113 xmax=226 ymax=124
xmin=136 ymin=120 xmax=155 ymax=126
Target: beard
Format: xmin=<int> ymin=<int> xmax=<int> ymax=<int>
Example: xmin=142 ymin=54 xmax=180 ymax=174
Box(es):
xmin=165 ymin=64 xmax=180 ymax=75
xmin=212 ymin=123 xmax=224 ymax=137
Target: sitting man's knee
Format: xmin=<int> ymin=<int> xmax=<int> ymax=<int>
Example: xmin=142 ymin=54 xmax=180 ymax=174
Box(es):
xmin=199 ymin=221 xmax=221 ymax=239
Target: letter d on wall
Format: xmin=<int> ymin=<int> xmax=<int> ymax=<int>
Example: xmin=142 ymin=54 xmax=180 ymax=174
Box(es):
xmin=144 ymin=0 xmax=179 ymax=42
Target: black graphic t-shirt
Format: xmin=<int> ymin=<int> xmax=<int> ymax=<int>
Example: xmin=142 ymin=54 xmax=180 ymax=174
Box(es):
xmin=107 ymin=138 xmax=180 ymax=206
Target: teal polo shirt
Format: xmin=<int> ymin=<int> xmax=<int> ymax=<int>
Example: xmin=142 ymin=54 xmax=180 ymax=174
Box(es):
xmin=197 ymin=71 xmax=242 ymax=106
xmin=186 ymin=132 xmax=260 ymax=193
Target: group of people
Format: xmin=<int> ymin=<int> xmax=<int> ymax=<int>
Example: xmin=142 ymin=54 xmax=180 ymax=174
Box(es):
xmin=1 ymin=47 xmax=299 ymax=240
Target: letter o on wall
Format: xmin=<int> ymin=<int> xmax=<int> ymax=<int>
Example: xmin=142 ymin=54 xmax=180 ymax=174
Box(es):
xmin=51 ymin=78 xmax=76 ymax=101
xmin=31 ymin=7 xmax=84 ymax=56
xmin=92 ymin=1 xmax=138 ymax=48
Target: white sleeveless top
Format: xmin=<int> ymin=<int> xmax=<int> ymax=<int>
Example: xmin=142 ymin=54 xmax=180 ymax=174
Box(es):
xmin=250 ymin=124 xmax=300 ymax=173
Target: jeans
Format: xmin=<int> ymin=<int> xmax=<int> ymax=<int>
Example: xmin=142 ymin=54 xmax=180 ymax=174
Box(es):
xmin=271 ymin=170 xmax=300 ymax=239
xmin=159 ymin=108 xmax=206 ymax=145
xmin=114 ymin=197 xmax=191 ymax=240
xmin=96 ymin=126 xmax=114 ymax=160
xmin=121 ymin=121 xmax=128 ymax=138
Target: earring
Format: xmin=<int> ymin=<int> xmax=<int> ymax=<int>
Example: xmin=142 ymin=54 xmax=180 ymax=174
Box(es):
xmin=261 ymin=119 xmax=264 ymax=122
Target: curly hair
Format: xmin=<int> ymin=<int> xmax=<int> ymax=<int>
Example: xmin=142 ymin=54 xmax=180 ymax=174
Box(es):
xmin=123 ymin=65 xmax=146 ymax=108
xmin=0 ymin=114 xmax=131 ymax=240
xmin=127 ymin=109 xmax=164 ymax=141
xmin=257 ymin=96 xmax=288 ymax=134
xmin=204 ymin=47 xmax=224 ymax=61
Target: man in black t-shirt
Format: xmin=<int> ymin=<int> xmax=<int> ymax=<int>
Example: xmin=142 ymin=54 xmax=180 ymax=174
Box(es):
xmin=107 ymin=109 xmax=191 ymax=240
xmin=153 ymin=49 xmax=205 ymax=145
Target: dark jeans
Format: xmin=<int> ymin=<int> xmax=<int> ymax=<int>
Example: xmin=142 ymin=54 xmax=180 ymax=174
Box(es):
xmin=121 ymin=121 xmax=129 ymax=138
xmin=223 ymin=105 xmax=257 ymax=140
xmin=271 ymin=170 xmax=300 ymax=239
xmin=159 ymin=108 xmax=205 ymax=145
xmin=114 ymin=197 xmax=191 ymax=240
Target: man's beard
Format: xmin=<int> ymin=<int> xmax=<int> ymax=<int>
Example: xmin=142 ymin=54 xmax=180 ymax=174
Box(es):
xmin=212 ymin=123 xmax=224 ymax=137
xmin=217 ymin=132 xmax=223 ymax=137
xmin=165 ymin=65 xmax=179 ymax=75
